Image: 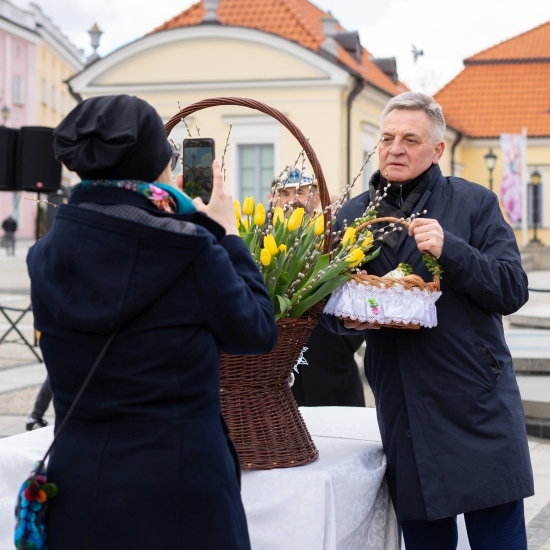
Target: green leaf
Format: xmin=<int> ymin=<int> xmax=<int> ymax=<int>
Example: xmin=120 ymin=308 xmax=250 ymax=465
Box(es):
xmin=422 ymin=253 xmax=443 ymax=279
xmin=275 ymin=294 xmax=291 ymax=319
xmin=289 ymin=274 xmax=350 ymax=318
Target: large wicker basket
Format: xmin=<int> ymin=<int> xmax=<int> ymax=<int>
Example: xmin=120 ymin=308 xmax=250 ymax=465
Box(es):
xmin=324 ymin=217 xmax=442 ymax=330
xmin=165 ymin=97 xmax=332 ymax=469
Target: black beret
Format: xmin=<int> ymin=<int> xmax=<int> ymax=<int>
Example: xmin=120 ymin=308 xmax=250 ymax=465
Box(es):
xmin=53 ymin=95 xmax=172 ymax=183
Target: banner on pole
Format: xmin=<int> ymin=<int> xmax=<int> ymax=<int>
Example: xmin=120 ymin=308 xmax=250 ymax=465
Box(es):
xmin=499 ymin=133 xmax=526 ymax=225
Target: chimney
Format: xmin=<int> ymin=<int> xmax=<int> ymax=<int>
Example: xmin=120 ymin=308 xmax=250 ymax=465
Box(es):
xmin=320 ymin=12 xmax=339 ymax=56
xmin=202 ymin=0 xmax=221 ymax=24
xmin=321 ymin=11 xmax=338 ymax=37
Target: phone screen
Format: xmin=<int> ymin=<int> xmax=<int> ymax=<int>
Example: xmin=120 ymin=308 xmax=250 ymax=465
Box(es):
xmin=182 ymin=138 xmax=215 ymax=202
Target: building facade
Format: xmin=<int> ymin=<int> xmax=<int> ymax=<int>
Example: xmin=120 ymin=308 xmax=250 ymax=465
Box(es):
xmin=435 ymin=21 xmax=550 ymax=251
xmin=0 ymin=0 xmax=83 ymax=239
xmin=68 ymin=0 xmax=425 ymax=206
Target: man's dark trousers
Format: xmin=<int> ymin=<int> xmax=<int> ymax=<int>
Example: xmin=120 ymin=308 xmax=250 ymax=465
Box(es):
xmin=401 ymin=500 xmax=527 ymax=549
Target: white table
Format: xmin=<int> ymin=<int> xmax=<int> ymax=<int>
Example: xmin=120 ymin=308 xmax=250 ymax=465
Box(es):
xmin=0 ymin=407 xmax=400 ymax=550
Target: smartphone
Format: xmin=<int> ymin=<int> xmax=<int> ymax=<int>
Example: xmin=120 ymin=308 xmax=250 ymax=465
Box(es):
xmin=182 ymin=138 xmax=215 ymax=203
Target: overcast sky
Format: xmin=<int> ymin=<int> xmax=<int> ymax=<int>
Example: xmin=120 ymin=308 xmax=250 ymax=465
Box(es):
xmin=13 ymin=0 xmax=550 ymax=94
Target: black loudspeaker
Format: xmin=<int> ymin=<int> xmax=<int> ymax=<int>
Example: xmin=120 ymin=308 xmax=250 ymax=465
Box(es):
xmin=16 ymin=126 xmax=61 ymax=193
xmin=0 ymin=127 xmax=19 ymax=190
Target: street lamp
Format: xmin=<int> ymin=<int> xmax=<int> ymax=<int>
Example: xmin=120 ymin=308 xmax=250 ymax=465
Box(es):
xmin=87 ymin=23 xmax=103 ymax=63
xmin=484 ymin=148 xmax=497 ymax=192
xmin=530 ymin=169 xmax=542 ymax=243
xmin=1 ymin=105 xmax=10 ymax=125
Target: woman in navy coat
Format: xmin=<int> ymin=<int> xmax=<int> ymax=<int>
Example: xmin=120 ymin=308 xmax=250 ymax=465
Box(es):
xmin=27 ymin=95 xmax=277 ymax=549
xmin=324 ymin=92 xmax=533 ymax=548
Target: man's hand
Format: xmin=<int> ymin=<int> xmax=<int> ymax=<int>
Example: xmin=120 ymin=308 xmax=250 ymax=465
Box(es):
xmin=408 ymin=217 xmax=443 ymax=259
xmin=192 ymin=160 xmax=238 ymax=236
xmin=343 ymin=319 xmax=380 ymax=330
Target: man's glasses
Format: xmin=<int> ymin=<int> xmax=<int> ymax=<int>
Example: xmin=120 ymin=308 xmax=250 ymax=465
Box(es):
xmin=170 ymin=149 xmax=181 ymax=171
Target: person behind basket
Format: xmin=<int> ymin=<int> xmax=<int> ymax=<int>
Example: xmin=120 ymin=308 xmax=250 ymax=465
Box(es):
xmin=272 ymin=168 xmax=366 ymax=407
xmin=26 ymin=94 xmax=278 ymax=550
xmin=273 ymin=167 xmax=321 ymax=215
xmin=322 ymin=91 xmax=532 ymax=549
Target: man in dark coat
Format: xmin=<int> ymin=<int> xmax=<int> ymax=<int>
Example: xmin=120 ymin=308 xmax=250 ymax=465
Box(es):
xmin=323 ymin=91 xmax=533 ymax=548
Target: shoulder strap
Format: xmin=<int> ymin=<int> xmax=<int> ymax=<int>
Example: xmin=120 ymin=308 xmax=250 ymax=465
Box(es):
xmin=34 ymin=331 xmax=118 ymax=474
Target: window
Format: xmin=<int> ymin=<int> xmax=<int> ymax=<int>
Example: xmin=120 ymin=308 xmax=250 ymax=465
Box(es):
xmin=222 ymin=115 xmax=280 ymax=201
xmin=41 ymin=79 xmax=47 ymax=105
xmin=238 ymin=144 xmax=274 ymax=203
xmin=361 ymin=124 xmax=378 ymax=192
xmin=13 ymin=76 xmax=23 ymax=105
xmin=51 ymin=85 xmax=56 ymax=111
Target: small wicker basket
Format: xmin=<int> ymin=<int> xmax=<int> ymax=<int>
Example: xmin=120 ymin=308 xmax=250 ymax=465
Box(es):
xmin=324 ymin=217 xmax=442 ymax=330
xmin=165 ymin=97 xmax=332 ymax=469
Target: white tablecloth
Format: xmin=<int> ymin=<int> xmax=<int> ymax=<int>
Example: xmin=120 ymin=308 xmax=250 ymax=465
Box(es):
xmin=0 ymin=406 xmax=399 ymax=550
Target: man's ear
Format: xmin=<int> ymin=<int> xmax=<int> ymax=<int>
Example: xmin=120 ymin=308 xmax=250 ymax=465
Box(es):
xmin=313 ymin=190 xmax=322 ymax=207
xmin=433 ymin=140 xmax=445 ymax=164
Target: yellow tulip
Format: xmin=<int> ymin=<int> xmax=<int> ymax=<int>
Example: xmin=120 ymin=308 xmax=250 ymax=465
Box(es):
xmin=264 ymin=234 xmax=278 ymax=256
xmin=260 ymin=248 xmax=272 ymax=266
xmin=361 ymin=231 xmax=374 ymax=249
xmin=345 ymin=247 xmax=365 ymax=268
xmin=254 ymin=202 xmax=266 ymax=226
xmin=243 ymin=196 xmax=255 ymax=216
xmin=278 ymin=244 xmax=287 ymax=253
xmin=272 ymin=206 xmax=284 ymax=226
xmin=233 ymin=200 xmax=241 ymax=220
xmin=341 ymin=226 xmax=356 ymax=248
xmin=242 ymin=219 xmax=249 ymax=231
xmin=313 ymin=214 xmax=324 ymax=236
xmin=287 ymin=208 xmax=305 ymax=231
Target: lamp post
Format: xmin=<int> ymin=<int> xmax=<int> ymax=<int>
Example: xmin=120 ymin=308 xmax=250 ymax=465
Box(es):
xmin=87 ymin=23 xmax=103 ymax=64
xmin=1 ymin=105 xmax=10 ymax=126
xmin=530 ymin=169 xmax=542 ymax=243
xmin=484 ymin=148 xmax=497 ymax=192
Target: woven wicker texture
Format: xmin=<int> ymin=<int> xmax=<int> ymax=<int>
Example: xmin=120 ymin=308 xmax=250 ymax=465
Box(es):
xmin=350 ymin=216 xmax=440 ymax=329
xmin=165 ymin=97 xmax=330 ymax=469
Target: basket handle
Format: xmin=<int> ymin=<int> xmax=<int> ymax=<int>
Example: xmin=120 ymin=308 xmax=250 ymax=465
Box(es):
xmin=165 ymin=97 xmax=331 ymax=251
xmin=354 ymin=216 xmax=440 ymax=288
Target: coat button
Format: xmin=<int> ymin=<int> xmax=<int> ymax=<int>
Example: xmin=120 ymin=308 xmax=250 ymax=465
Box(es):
xmin=406 ymin=430 xmax=412 ymax=438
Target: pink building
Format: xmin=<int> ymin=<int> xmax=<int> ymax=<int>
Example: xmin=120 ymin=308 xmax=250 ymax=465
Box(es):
xmin=0 ymin=1 xmax=82 ymax=239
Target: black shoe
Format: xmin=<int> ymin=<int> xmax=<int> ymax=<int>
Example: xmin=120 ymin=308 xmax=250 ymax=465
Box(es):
xmin=26 ymin=417 xmax=48 ymax=431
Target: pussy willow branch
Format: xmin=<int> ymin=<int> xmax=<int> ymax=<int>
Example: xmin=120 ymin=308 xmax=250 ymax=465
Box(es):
xmin=330 ymin=137 xmax=383 ymax=215
xmin=177 ymin=101 xmax=193 ymax=138
xmin=23 ymin=197 xmax=58 ymax=207
xmin=220 ymin=124 xmax=232 ymax=179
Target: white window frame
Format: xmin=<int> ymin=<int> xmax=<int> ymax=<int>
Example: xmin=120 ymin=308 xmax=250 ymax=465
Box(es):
xmin=222 ymin=115 xmax=280 ymax=200
xmin=13 ymin=76 xmax=23 ymax=105
xmin=51 ymin=85 xmax=56 ymax=111
xmin=237 ymin=143 xmax=275 ymax=203
xmin=361 ymin=123 xmax=379 ymax=192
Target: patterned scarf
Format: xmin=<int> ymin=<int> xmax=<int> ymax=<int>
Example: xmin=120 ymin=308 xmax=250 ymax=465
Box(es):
xmin=72 ymin=179 xmax=196 ymax=214
xmin=368 ymin=165 xmax=433 ymax=250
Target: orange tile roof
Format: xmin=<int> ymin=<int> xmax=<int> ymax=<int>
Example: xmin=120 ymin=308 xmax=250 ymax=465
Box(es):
xmin=152 ymin=0 xmax=407 ymax=96
xmin=435 ymin=21 xmax=550 ymax=138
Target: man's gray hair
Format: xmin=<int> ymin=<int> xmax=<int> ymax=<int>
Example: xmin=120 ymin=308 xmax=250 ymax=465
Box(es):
xmin=381 ymin=91 xmax=446 ymax=142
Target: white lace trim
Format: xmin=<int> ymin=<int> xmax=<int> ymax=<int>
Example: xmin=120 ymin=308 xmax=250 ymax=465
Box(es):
xmin=323 ymin=280 xmax=442 ymax=328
